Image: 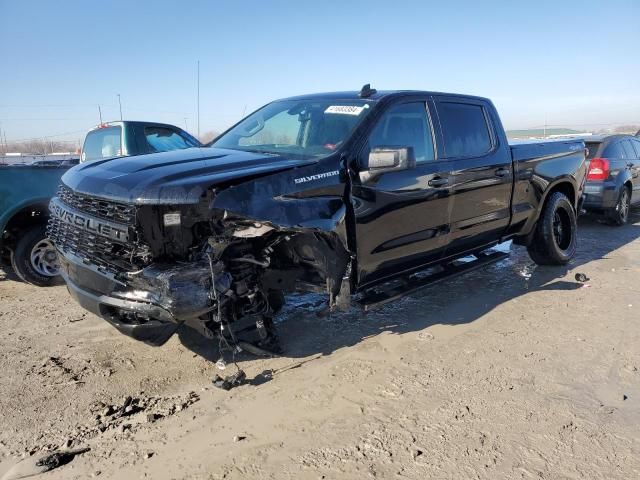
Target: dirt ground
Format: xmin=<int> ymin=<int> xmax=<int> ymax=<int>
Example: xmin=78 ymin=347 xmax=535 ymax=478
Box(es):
xmin=1 ymin=212 xmax=639 ymax=480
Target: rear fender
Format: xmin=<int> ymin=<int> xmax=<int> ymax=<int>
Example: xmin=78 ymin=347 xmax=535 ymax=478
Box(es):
xmin=515 ymin=177 xmax=578 ymax=242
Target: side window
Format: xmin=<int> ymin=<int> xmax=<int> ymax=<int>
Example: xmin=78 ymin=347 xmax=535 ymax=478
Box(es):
xmin=621 ymin=140 xmax=636 ymax=159
xmin=437 ymin=102 xmax=492 ymax=158
xmin=366 ymin=102 xmax=435 ymax=163
xmin=631 ymin=139 xmax=640 ymax=158
xmin=603 ymin=142 xmax=626 ymax=159
xmin=82 ymin=126 xmax=122 ymax=162
xmin=145 ymin=127 xmax=199 ymax=152
xmin=585 ymin=142 xmax=601 ymax=160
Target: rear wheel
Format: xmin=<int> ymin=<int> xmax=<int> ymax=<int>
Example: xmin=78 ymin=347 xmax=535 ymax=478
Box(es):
xmin=10 ymin=225 xmax=62 ymax=286
xmin=527 ymin=191 xmax=577 ymax=265
xmin=607 ymin=185 xmax=631 ymax=226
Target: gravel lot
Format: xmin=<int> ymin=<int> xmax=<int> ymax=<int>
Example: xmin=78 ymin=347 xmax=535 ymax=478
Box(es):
xmin=1 ymin=213 xmax=639 ymax=479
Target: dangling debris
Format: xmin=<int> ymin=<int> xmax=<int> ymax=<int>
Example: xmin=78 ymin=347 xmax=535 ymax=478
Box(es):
xmin=213 ymin=370 xmax=247 ymax=391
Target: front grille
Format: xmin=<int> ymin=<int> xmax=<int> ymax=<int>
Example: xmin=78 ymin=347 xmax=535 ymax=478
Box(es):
xmin=57 ymin=185 xmax=136 ymax=225
xmin=48 ymin=216 xmax=152 ymax=274
xmin=49 ymin=186 xmax=152 ymax=274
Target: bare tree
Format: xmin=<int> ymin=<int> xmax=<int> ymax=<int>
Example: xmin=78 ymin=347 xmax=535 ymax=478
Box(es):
xmin=199 ymin=130 xmax=221 ymax=144
xmin=1 ymin=139 xmax=79 ymax=155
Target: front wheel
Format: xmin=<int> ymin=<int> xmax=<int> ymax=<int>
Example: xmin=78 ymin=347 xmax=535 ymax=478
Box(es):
xmin=10 ymin=225 xmax=63 ymax=286
xmin=527 ymin=191 xmax=577 ymax=265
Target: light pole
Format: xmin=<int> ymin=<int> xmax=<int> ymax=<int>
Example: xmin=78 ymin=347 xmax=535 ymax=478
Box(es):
xmin=117 ymin=94 xmax=123 ymax=121
xmin=197 ymin=60 xmax=200 ymax=140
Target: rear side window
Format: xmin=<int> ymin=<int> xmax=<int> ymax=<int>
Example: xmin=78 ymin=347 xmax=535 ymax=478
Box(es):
xmin=145 ymin=127 xmax=200 ymax=153
xmin=621 ymin=140 xmax=637 ymax=159
xmin=603 ymin=142 xmax=626 ymax=159
xmin=437 ymin=102 xmax=492 ymax=158
xmin=82 ymin=126 xmax=122 ymax=162
xmin=366 ymin=102 xmax=435 ymax=163
xmin=585 ymin=142 xmax=601 ymax=159
xmin=631 ymin=139 xmax=640 ymax=157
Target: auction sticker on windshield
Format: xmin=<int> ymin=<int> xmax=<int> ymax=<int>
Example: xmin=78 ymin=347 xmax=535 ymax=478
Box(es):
xmin=325 ymin=105 xmax=367 ymax=115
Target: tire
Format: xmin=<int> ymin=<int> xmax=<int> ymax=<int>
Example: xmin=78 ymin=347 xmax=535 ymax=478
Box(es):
xmin=607 ymin=185 xmax=631 ymax=226
xmin=0 ymin=249 xmax=11 ymax=268
xmin=527 ymin=191 xmax=577 ymax=265
xmin=10 ymin=224 xmax=63 ymax=286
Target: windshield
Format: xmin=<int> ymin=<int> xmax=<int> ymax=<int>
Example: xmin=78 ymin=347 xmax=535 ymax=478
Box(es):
xmin=82 ymin=126 xmax=122 ymax=162
xmin=212 ymin=99 xmax=373 ymax=158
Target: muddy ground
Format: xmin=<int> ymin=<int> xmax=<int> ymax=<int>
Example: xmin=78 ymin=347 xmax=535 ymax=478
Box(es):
xmin=1 ymin=212 xmax=639 ymax=479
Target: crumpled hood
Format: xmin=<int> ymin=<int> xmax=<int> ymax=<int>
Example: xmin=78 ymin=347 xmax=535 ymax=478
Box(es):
xmin=61 ymin=147 xmax=316 ymax=204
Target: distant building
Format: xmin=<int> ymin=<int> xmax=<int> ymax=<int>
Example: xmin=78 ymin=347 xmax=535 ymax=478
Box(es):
xmin=0 ymin=153 xmax=80 ymax=165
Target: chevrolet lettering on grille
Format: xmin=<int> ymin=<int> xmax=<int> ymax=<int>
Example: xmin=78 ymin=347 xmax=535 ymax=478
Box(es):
xmin=49 ymin=197 xmax=130 ymax=242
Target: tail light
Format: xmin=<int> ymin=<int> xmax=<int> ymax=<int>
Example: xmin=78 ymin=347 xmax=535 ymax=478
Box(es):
xmin=587 ymin=158 xmax=610 ymax=180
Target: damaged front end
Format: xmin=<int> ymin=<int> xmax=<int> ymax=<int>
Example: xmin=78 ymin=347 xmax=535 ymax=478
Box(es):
xmin=49 ymin=173 xmax=352 ymax=348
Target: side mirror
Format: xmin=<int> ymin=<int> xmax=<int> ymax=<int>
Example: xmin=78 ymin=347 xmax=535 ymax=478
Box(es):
xmin=361 ymin=146 xmax=416 ymax=172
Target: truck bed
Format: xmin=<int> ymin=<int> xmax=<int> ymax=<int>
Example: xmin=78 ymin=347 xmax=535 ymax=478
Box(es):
xmin=510 ymin=139 xmax=586 ymax=164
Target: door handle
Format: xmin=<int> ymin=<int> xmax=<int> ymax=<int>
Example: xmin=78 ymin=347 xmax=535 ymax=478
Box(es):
xmin=495 ymin=167 xmax=510 ymax=177
xmin=428 ymin=177 xmax=448 ymax=187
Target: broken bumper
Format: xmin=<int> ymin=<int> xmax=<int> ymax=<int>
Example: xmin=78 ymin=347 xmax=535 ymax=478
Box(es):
xmin=57 ymin=251 xmax=215 ymax=346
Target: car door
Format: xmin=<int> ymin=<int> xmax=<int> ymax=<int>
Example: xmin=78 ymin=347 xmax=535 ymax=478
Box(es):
xmin=431 ymin=96 xmax=513 ymax=258
xmin=603 ymin=139 xmax=631 ymax=198
xmin=623 ymin=139 xmax=640 ymax=204
xmin=351 ymin=99 xmax=454 ymax=288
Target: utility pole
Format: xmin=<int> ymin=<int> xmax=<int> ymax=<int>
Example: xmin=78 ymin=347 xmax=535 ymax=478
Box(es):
xmin=197 ymin=60 xmax=200 ymax=140
xmin=117 ymin=94 xmax=123 ymax=121
xmin=184 ymin=117 xmax=188 ymax=131
xmin=543 ymin=114 xmax=547 ymax=139
xmin=98 ymin=105 xmax=103 ymax=125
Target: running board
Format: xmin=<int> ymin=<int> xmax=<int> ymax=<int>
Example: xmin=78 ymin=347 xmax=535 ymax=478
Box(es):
xmin=358 ymin=250 xmax=509 ymax=311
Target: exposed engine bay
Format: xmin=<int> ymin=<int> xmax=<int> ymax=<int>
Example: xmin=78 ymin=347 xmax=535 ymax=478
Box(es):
xmin=48 ymin=182 xmax=352 ymax=365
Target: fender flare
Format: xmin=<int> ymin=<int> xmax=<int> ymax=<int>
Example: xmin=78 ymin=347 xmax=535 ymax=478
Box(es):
xmin=0 ymin=197 xmax=52 ymax=235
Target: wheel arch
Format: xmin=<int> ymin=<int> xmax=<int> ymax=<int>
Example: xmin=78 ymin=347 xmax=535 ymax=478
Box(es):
xmin=513 ymin=179 xmax=577 ymax=246
xmin=542 ymin=179 xmax=576 ymax=212
xmin=1 ymin=199 xmax=52 ymax=250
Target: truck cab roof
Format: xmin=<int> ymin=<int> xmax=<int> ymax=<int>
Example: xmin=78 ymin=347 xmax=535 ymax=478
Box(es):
xmin=280 ymin=90 xmax=492 ymax=103
xmin=89 ymin=120 xmax=189 ymax=131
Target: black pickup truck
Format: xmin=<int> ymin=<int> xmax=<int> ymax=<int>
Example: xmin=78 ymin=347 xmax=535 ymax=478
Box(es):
xmin=48 ymin=86 xmax=587 ymax=352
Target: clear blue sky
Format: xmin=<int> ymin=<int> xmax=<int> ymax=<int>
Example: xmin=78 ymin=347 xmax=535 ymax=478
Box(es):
xmin=1 ymin=0 xmax=638 ymax=143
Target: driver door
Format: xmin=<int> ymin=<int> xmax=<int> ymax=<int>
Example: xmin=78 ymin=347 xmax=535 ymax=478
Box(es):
xmin=351 ymin=100 xmax=453 ymax=288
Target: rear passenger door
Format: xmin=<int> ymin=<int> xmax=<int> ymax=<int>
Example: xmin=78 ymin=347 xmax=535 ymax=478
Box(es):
xmin=432 ymin=97 xmax=513 ymax=258
xmin=626 ymin=139 xmax=640 ymax=204
xmin=603 ymin=140 xmax=633 ymax=197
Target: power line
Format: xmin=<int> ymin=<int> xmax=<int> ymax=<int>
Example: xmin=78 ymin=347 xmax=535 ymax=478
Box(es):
xmin=6 ymin=129 xmax=87 ymax=143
